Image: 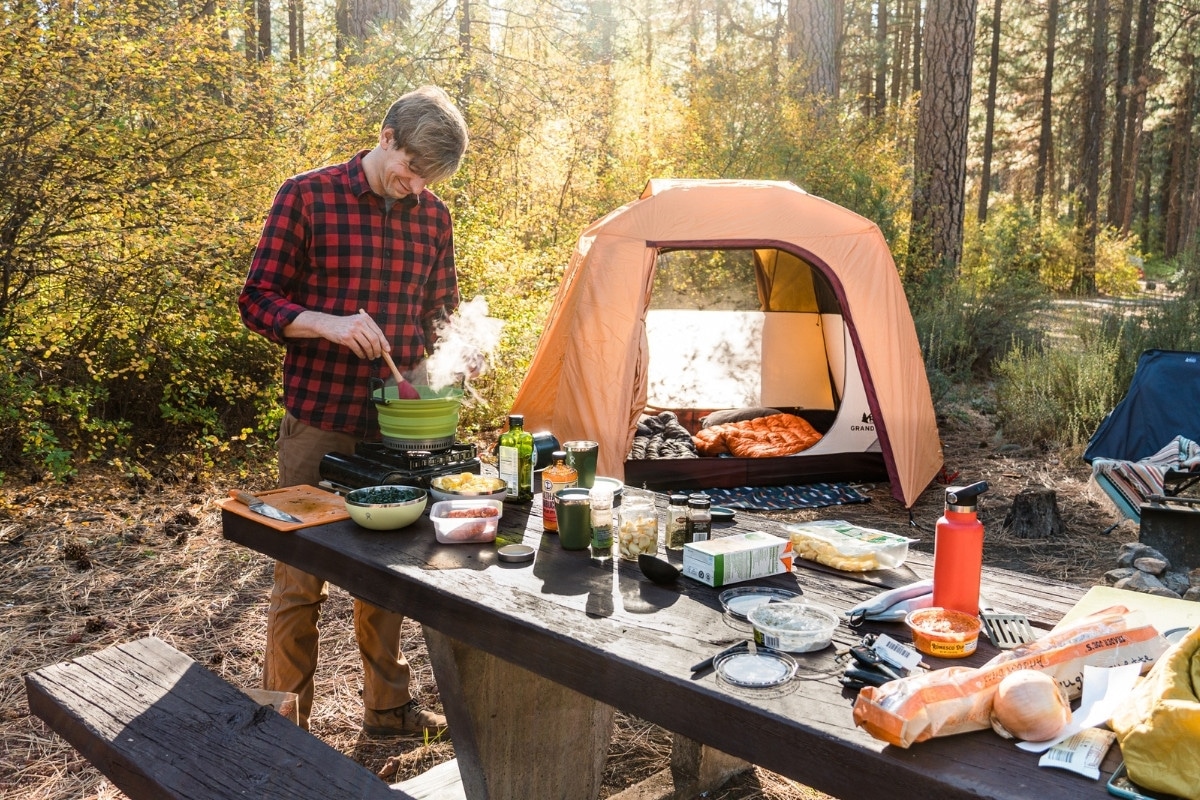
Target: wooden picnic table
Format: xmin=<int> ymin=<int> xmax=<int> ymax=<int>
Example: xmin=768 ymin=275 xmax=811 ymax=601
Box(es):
xmin=221 ymin=489 xmax=1119 ymax=800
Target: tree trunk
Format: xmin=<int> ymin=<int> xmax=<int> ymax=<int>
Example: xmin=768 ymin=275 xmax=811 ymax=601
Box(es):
xmin=978 ymin=0 xmax=1001 ymax=223
xmin=1075 ymin=0 xmax=1108 ymax=295
xmin=911 ymin=0 xmax=977 ymax=274
xmin=1117 ymin=0 xmax=1159 ymax=235
xmin=890 ymin=0 xmax=909 ymax=106
xmin=1180 ymin=38 xmax=1200 ymax=258
xmin=1163 ymin=58 xmax=1194 ymax=258
xmin=874 ymin=0 xmax=888 ymax=116
xmin=257 ymin=0 xmax=270 ymax=61
xmin=910 ymin=0 xmax=921 ymax=94
xmin=337 ymin=0 xmax=410 ymax=58
xmin=1034 ymin=0 xmax=1059 ymax=218
xmin=787 ymin=0 xmax=840 ymax=100
xmin=1107 ymin=0 xmax=1133 ymax=225
xmin=288 ymin=0 xmax=305 ymax=66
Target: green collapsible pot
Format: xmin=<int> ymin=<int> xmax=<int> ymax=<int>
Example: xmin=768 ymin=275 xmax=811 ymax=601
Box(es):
xmin=370 ymin=378 xmax=463 ymax=450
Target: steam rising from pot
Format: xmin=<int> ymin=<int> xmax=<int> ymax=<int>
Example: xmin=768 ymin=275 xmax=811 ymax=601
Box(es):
xmin=422 ymin=296 xmax=504 ymax=396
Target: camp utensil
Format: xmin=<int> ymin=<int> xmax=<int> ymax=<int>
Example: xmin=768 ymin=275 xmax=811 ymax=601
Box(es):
xmin=360 ymin=309 xmax=420 ymax=400
xmin=228 ymin=490 xmax=303 ymax=524
xmin=637 ymin=553 xmax=681 ymax=584
xmin=979 ymin=601 xmax=1037 ymax=649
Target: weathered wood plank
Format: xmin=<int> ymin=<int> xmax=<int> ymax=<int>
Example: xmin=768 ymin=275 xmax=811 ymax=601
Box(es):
xmin=25 ymin=637 xmax=405 ymax=800
xmin=392 ymin=759 xmax=465 ymax=799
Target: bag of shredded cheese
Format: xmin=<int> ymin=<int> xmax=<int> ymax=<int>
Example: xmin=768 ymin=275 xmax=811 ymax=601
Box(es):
xmin=852 ymin=606 xmax=1168 ymax=748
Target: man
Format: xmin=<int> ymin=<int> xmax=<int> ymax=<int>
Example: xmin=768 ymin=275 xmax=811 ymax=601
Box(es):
xmin=238 ymin=85 xmax=468 ymax=736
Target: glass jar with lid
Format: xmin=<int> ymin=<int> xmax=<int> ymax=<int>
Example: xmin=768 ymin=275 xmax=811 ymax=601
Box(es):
xmin=617 ymin=492 xmax=659 ymax=561
xmin=665 ymin=493 xmax=690 ymax=550
xmin=686 ymin=494 xmax=712 ymax=542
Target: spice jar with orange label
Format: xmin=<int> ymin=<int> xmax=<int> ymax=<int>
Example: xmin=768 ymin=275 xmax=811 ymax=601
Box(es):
xmin=540 ymin=450 xmax=577 ymax=532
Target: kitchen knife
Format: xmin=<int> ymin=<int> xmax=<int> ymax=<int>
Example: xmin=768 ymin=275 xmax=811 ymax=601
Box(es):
xmin=228 ymin=490 xmax=303 ymax=524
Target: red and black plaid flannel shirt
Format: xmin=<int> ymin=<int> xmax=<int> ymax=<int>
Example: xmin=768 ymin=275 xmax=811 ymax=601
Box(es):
xmin=239 ymin=150 xmax=460 ymax=438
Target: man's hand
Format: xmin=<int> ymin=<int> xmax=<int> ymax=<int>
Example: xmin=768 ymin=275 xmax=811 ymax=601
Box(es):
xmin=283 ymin=309 xmax=391 ymax=361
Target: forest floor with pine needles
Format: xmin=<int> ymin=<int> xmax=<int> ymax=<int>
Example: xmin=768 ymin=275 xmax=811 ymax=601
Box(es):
xmin=0 ymin=396 xmax=1132 ymax=800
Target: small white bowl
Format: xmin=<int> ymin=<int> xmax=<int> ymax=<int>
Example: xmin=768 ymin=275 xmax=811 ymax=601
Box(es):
xmin=747 ymin=602 xmax=839 ymax=653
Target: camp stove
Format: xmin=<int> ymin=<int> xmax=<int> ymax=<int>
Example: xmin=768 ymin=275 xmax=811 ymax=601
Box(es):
xmin=318 ymin=441 xmax=481 ymax=493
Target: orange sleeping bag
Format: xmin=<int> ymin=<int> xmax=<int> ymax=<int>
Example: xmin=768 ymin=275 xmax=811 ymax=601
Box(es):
xmin=692 ymin=412 xmax=822 ymax=458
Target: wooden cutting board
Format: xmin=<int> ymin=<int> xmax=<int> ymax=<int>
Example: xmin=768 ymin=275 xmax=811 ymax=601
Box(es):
xmin=1053 ymin=585 xmax=1200 ymax=634
xmin=219 ymin=485 xmax=350 ymax=532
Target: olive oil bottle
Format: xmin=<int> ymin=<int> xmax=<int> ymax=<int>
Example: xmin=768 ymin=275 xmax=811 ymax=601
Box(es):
xmin=498 ymin=414 xmax=534 ymax=502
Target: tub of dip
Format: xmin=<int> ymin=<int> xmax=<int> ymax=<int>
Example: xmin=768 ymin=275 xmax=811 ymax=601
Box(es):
xmin=747 ymin=602 xmax=839 ymax=654
xmin=905 ymin=607 xmax=981 ymax=659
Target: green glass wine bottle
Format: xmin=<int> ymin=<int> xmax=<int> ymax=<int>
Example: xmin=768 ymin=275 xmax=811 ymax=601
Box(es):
xmin=498 ymin=414 xmax=534 ymax=502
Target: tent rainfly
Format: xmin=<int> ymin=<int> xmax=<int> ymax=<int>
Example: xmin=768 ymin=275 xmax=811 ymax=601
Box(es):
xmin=511 ymin=179 xmax=942 ymax=508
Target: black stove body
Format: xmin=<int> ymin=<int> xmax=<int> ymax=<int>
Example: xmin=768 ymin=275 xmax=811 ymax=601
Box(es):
xmin=319 ymin=441 xmax=481 ymax=493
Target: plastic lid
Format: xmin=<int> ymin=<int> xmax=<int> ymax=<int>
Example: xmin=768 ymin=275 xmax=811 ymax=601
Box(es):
xmin=714 ymin=648 xmax=797 ymax=688
xmin=507 ymin=414 xmax=524 ymax=426
xmin=497 ymin=543 xmax=535 ymax=563
xmin=719 ymin=587 xmax=802 ymax=620
xmin=669 ymin=493 xmax=689 ymax=504
xmin=688 ymin=497 xmax=710 ymax=508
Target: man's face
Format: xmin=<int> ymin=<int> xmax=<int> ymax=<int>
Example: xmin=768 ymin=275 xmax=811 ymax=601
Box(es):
xmin=377 ymin=130 xmax=428 ymax=199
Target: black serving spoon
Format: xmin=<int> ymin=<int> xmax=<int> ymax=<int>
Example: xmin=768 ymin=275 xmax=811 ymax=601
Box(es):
xmin=638 ymin=553 xmax=682 ymax=584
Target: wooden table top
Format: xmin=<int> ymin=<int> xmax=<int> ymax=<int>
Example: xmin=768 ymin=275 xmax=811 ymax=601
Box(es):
xmin=221 ymin=493 xmax=1118 ymax=800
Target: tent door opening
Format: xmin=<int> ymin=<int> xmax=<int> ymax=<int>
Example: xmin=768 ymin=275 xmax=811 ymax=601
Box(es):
xmin=643 ymin=246 xmax=876 ymax=454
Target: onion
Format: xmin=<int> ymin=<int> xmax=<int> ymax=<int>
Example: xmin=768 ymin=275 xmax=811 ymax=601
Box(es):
xmin=990 ymin=669 xmax=1072 ymax=741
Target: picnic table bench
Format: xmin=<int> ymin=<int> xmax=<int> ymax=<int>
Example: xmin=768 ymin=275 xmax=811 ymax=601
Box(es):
xmin=24 ymin=636 xmax=464 ymax=800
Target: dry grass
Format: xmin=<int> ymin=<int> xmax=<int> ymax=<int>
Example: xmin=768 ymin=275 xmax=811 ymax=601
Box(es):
xmin=0 ymin=403 xmax=1134 ymax=799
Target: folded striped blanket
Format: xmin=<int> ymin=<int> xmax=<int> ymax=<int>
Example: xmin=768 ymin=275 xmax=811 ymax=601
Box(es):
xmin=1091 ymin=436 xmax=1200 ymax=521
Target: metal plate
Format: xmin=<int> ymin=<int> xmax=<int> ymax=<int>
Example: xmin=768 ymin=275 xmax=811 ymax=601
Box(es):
xmin=711 ymin=506 xmax=736 ymax=522
xmin=714 ymin=648 xmax=797 ymax=688
xmin=719 ymin=587 xmax=802 ymax=620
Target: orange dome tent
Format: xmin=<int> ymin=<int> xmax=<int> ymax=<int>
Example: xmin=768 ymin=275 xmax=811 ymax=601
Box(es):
xmin=511 ymin=179 xmax=942 ymax=508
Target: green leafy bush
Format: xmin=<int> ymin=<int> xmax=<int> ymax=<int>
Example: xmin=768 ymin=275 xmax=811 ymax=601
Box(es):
xmin=994 ymin=338 xmax=1121 ymax=448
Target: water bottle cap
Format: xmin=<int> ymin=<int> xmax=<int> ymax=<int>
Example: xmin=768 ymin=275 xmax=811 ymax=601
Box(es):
xmin=945 ymin=481 xmax=989 ymax=510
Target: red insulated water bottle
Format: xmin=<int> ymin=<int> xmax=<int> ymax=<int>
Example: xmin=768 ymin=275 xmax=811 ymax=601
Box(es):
xmin=932 ymin=481 xmax=989 ymax=617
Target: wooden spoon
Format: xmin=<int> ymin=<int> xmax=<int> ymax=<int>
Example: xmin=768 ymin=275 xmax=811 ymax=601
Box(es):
xmin=360 ymin=309 xmax=420 ymax=399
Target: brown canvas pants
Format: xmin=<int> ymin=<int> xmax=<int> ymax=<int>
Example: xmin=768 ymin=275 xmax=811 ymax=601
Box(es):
xmin=263 ymin=413 xmax=412 ymax=728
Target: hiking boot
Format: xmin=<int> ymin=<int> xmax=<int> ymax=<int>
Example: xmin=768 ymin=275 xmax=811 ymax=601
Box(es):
xmin=362 ymin=700 xmax=448 ymax=738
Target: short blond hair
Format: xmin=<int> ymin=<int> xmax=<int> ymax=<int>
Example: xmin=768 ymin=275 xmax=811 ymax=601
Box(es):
xmin=382 ymin=86 xmax=468 ymax=184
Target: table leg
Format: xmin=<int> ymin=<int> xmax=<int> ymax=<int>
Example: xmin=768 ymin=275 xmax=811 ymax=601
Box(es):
xmin=669 ymin=735 xmax=750 ymax=796
xmin=424 ymin=626 xmax=615 ymax=800
xmin=605 ymin=735 xmax=750 ymax=800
